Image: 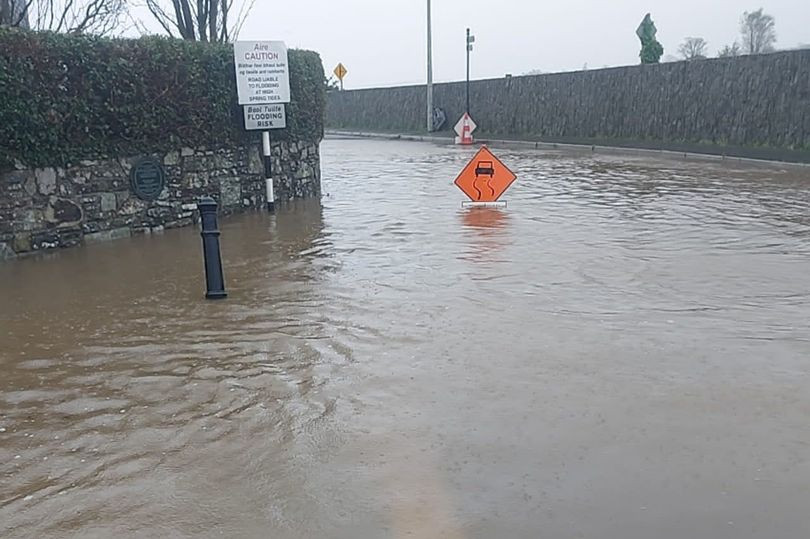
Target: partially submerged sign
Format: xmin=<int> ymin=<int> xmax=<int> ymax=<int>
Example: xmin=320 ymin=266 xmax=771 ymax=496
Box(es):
xmin=454 ymin=146 xmax=516 ymax=202
xmin=454 ymin=113 xmax=477 ymax=145
xmin=233 ymin=41 xmax=291 ymax=105
xmin=243 ymin=104 xmax=287 ymax=130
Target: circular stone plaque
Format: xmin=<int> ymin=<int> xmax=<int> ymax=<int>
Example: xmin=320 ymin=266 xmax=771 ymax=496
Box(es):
xmin=130 ymin=157 xmax=166 ymax=201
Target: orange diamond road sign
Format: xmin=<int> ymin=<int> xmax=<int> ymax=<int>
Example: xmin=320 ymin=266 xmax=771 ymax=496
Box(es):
xmin=333 ymin=63 xmax=348 ymax=81
xmin=454 ymin=146 xmax=517 ymax=202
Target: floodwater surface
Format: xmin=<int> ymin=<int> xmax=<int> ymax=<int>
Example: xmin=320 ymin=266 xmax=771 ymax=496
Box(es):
xmin=1 ymin=139 xmax=810 ymax=538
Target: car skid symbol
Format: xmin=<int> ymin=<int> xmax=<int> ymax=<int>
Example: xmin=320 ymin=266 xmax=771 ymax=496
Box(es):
xmin=473 ymin=161 xmax=496 ymax=200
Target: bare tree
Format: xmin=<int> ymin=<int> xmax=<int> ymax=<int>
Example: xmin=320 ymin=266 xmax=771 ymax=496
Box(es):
xmin=740 ymin=8 xmax=776 ymax=54
xmin=1 ymin=0 xmax=124 ymax=34
xmin=718 ymin=43 xmax=742 ymax=58
xmin=1 ymin=0 xmax=125 ymax=34
xmin=1 ymin=0 xmax=29 ymax=27
xmin=678 ymin=37 xmax=708 ymax=60
xmin=142 ymin=0 xmax=255 ymax=42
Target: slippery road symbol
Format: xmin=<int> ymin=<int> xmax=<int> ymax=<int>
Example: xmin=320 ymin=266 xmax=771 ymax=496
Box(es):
xmin=453 ymin=147 xmax=517 ymax=203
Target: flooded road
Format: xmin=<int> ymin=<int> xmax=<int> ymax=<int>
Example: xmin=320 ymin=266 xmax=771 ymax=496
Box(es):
xmin=2 ymin=138 xmax=810 ymax=538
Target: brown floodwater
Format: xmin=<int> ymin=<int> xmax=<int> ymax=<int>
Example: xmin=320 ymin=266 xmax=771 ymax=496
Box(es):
xmin=2 ymin=138 xmax=810 ymax=538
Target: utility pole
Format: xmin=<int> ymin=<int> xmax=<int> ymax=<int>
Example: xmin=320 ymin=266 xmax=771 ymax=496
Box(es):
xmin=466 ymin=28 xmax=475 ymax=115
xmin=426 ymin=0 xmax=433 ymax=132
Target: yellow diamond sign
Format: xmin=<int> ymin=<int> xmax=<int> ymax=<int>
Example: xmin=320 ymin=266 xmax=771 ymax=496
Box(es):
xmin=333 ymin=63 xmax=348 ymax=81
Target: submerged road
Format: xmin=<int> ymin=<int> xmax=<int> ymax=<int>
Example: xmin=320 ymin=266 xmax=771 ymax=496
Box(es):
xmin=1 ymin=138 xmax=809 ymax=538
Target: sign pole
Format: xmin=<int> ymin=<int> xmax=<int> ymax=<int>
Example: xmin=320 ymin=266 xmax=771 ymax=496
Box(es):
xmin=466 ymin=28 xmax=471 ymax=116
xmin=262 ymin=131 xmax=274 ymax=212
xmin=233 ymin=41 xmax=290 ymax=213
xmin=427 ymin=0 xmax=434 ymax=132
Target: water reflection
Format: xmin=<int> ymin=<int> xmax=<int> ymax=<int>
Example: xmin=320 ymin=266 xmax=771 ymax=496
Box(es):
xmin=458 ymin=207 xmax=512 ymax=262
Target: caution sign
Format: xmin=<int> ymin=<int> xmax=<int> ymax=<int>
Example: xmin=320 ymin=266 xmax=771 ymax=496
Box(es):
xmin=233 ymin=41 xmax=291 ymax=105
xmin=453 ymin=146 xmax=517 ymax=202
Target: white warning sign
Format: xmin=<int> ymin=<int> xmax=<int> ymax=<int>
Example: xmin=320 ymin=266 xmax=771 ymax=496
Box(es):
xmin=243 ymin=104 xmax=287 ymax=130
xmin=233 ymin=41 xmax=291 ymax=105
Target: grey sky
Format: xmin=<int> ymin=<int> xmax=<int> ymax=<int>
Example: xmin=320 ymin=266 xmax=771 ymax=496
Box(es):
xmin=240 ymin=0 xmax=809 ymax=88
xmin=135 ymin=1 xmax=809 ymax=89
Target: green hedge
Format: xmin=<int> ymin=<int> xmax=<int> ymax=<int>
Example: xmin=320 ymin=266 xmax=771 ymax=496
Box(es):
xmin=0 ymin=28 xmax=325 ymax=169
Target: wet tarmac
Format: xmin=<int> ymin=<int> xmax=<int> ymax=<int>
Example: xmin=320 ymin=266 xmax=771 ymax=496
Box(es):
xmin=1 ymin=138 xmax=810 ymax=538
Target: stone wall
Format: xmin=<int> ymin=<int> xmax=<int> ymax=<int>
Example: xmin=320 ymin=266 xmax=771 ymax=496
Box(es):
xmin=327 ymin=50 xmax=810 ymax=161
xmin=0 ymin=140 xmax=320 ymax=259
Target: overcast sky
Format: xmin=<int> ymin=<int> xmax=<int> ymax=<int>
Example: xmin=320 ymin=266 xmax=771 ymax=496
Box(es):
xmin=138 ymin=1 xmax=809 ymax=88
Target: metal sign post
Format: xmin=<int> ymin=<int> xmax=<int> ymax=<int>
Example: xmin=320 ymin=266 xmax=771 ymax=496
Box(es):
xmin=426 ymin=0 xmax=434 ymax=132
xmin=466 ymin=28 xmax=475 ymax=116
xmin=262 ymin=131 xmax=274 ymax=211
xmin=242 ymin=104 xmax=286 ymax=211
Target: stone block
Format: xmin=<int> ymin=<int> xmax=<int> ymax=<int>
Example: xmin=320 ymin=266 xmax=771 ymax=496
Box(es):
xmin=115 ymin=191 xmax=130 ymax=208
xmin=82 ymin=221 xmax=101 ymax=234
xmin=13 ymin=232 xmax=32 ymax=252
xmin=23 ymin=175 xmax=37 ymax=196
xmin=164 ymin=151 xmax=180 ymax=166
xmin=80 ymin=195 xmax=102 ymax=220
xmin=0 ymin=242 xmax=16 ymax=260
xmin=0 ymin=217 xmax=13 ymax=235
xmin=183 ymin=171 xmax=210 ymax=189
xmin=248 ymin=149 xmax=264 ymax=175
xmin=100 ymin=192 xmax=117 ymax=212
xmin=1 ymin=169 xmax=30 ymax=186
xmin=183 ymin=156 xmax=213 ymax=173
xmin=220 ymin=177 xmax=241 ymax=208
xmin=14 ymin=208 xmax=42 ymax=232
xmin=71 ymin=172 xmax=89 ymax=185
xmin=119 ymin=197 xmax=147 ymax=216
xmin=111 ymin=215 xmax=135 ymax=229
xmin=44 ymin=197 xmax=83 ymax=227
xmin=84 ymin=227 xmax=132 ymax=244
xmin=31 ymin=231 xmax=59 ymax=250
xmin=58 ymin=228 xmax=83 ymax=248
xmin=147 ymin=207 xmax=172 ymax=219
xmin=57 ymin=181 xmax=76 ymax=197
xmin=35 ymin=168 xmax=57 ymax=195
xmin=165 ymin=217 xmax=192 ymax=229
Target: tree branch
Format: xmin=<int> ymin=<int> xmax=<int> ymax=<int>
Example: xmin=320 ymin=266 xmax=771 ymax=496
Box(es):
xmin=207 ymin=0 xmax=216 ymax=44
xmin=179 ymin=0 xmax=195 ymax=39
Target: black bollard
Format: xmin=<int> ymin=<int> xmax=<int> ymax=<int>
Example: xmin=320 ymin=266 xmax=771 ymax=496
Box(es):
xmin=197 ymin=196 xmax=227 ymax=300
